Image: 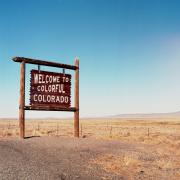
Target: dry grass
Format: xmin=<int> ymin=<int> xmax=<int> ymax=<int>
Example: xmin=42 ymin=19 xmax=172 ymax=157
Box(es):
xmin=91 ymin=153 xmax=141 ymax=179
xmin=0 ymin=118 xmax=180 ymax=179
xmin=0 ymin=118 xmax=180 ymax=148
xmin=1 ymin=118 xmax=180 ymax=139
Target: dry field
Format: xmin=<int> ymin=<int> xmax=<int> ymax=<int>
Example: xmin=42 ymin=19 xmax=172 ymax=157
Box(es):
xmin=0 ymin=118 xmax=180 ymax=179
xmin=1 ymin=118 xmax=180 ymax=144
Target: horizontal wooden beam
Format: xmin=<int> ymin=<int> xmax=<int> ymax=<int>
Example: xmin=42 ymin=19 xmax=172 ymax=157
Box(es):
xmin=12 ymin=57 xmax=78 ymax=70
xmin=24 ymin=106 xmax=77 ymax=112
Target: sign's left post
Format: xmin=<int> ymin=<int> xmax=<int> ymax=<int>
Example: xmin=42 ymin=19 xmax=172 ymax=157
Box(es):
xmin=19 ymin=61 xmax=25 ymax=138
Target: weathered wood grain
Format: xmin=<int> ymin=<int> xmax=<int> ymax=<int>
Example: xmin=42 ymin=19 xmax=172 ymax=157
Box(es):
xmin=24 ymin=106 xmax=77 ymax=112
xmin=74 ymin=58 xmax=79 ymax=137
xmin=30 ymin=70 xmax=71 ymax=107
xmin=19 ymin=61 xmax=25 ymax=138
xmin=13 ymin=57 xmax=78 ymax=70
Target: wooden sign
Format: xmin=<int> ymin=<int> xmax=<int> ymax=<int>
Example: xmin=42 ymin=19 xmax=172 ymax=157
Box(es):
xmin=13 ymin=56 xmax=79 ymax=139
xmin=30 ymin=70 xmax=71 ymax=108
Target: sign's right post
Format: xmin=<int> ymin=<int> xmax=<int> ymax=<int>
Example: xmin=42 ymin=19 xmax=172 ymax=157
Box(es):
xmin=74 ymin=58 xmax=79 ymax=137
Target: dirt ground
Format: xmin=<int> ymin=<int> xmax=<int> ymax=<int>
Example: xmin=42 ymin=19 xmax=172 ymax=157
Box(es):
xmin=0 ymin=118 xmax=180 ymax=179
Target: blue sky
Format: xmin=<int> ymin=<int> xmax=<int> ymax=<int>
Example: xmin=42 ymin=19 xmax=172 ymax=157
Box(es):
xmin=0 ymin=0 xmax=180 ymax=118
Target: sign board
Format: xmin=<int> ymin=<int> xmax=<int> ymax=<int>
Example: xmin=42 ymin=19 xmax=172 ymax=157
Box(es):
xmin=13 ymin=56 xmax=79 ymax=138
xmin=30 ymin=70 xmax=71 ymax=108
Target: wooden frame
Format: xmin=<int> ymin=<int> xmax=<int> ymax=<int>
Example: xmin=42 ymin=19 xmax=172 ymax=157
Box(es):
xmin=12 ymin=57 xmax=80 ymax=138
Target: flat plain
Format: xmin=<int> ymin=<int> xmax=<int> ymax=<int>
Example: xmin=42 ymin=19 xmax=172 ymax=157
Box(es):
xmin=0 ymin=118 xmax=180 ymax=179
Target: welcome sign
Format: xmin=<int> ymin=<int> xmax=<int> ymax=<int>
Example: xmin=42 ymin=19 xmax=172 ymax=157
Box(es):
xmin=30 ymin=70 xmax=71 ymax=108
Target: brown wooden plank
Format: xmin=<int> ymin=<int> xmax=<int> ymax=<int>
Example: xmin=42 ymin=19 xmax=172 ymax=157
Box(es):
xmin=19 ymin=61 xmax=25 ymax=139
xmin=24 ymin=106 xmax=77 ymax=112
xmin=30 ymin=101 xmax=71 ymax=107
xmin=74 ymin=58 xmax=79 ymax=137
xmin=30 ymin=91 xmax=71 ymax=96
xmin=31 ymin=69 xmax=72 ymax=78
xmin=30 ymin=69 xmax=71 ymax=107
xmin=12 ymin=57 xmax=78 ymax=70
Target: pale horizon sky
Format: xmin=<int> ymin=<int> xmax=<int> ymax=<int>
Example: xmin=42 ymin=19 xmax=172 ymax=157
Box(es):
xmin=0 ymin=0 xmax=180 ymax=118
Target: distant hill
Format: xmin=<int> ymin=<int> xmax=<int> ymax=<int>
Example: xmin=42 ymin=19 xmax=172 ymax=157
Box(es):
xmin=1 ymin=111 xmax=180 ymax=120
xmin=111 ymin=111 xmax=180 ymax=119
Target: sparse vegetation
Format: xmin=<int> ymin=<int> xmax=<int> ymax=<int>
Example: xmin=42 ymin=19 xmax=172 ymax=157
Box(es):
xmin=0 ymin=118 xmax=180 ymax=179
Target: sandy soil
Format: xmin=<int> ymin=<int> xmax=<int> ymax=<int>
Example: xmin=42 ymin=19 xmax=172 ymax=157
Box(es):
xmin=0 ymin=118 xmax=180 ymax=179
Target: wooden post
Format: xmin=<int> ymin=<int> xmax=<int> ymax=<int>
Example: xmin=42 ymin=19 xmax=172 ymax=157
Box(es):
xmin=74 ymin=58 xmax=79 ymax=137
xmin=19 ymin=61 xmax=25 ymax=138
